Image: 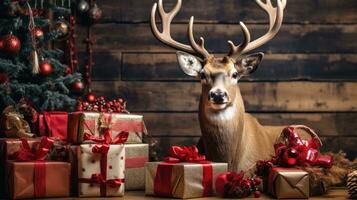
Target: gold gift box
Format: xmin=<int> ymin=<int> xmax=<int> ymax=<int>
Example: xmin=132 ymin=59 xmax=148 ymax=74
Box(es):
xmin=68 ymin=112 xmax=147 ymax=144
xmin=269 ymin=167 xmax=309 ymax=199
xmin=145 ymin=162 xmax=227 ymax=199
xmin=125 ymin=144 xmax=149 ymax=190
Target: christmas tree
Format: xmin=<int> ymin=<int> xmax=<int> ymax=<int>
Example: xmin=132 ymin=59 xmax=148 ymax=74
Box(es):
xmin=0 ymin=0 xmax=82 ymax=112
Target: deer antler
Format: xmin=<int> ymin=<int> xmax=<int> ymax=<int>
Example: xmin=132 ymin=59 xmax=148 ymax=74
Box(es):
xmin=150 ymin=0 xmax=211 ymax=59
xmin=228 ymin=0 xmax=287 ymax=59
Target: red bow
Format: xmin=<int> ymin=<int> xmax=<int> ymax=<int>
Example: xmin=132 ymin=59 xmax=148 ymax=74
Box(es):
xmin=90 ymin=173 xmax=124 ymax=188
xmin=164 ymin=146 xmax=206 ymax=163
xmin=84 ymin=128 xmax=129 ymax=145
xmin=13 ymin=137 xmax=54 ymax=161
xmin=273 ymin=127 xmax=332 ymax=168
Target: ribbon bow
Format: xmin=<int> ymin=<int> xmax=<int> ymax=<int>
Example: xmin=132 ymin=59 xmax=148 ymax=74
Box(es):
xmin=84 ymin=128 xmax=129 ymax=145
xmin=89 ymin=173 xmax=124 ymax=188
xmin=164 ymin=146 xmax=206 ymax=163
xmin=13 ymin=137 xmax=54 ymax=161
xmin=273 ymin=126 xmax=332 ymax=168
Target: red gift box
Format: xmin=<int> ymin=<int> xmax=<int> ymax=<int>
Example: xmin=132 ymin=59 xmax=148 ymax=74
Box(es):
xmin=38 ymin=112 xmax=68 ymax=140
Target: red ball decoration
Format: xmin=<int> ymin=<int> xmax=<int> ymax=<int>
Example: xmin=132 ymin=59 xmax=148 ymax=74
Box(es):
xmin=254 ymin=190 xmax=261 ymax=198
xmin=88 ymin=4 xmax=102 ymax=23
xmin=0 ymin=73 xmax=9 ymax=84
xmin=72 ymin=80 xmax=84 ymax=92
xmin=215 ymin=172 xmax=231 ymax=197
xmin=40 ymin=61 xmax=53 ymax=76
xmin=86 ymin=93 xmax=96 ymax=103
xmin=0 ymin=39 xmax=4 ymax=49
xmin=2 ymin=34 xmax=21 ymax=54
xmin=34 ymin=27 xmax=44 ymax=39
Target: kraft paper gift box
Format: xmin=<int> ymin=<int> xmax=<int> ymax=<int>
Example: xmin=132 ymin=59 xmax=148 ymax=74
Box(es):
xmin=0 ymin=138 xmax=40 ymax=197
xmin=145 ymin=162 xmax=227 ymax=199
xmin=38 ymin=112 xmax=68 ymax=141
xmin=125 ymin=144 xmax=149 ymax=190
xmin=68 ymin=112 xmax=147 ymax=144
xmin=268 ymin=167 xmax=309 ymax=199
xmin=6 ymin=161 xmax=70 ymax=199
xmin=75 ymin=144 xmax=125 ymax=197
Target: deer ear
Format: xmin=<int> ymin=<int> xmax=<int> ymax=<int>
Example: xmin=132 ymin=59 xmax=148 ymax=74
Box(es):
xmin=176 ymin=51 xmax=203 ymax=77
xmin=236 ymin=52 xmax=264 ymax=76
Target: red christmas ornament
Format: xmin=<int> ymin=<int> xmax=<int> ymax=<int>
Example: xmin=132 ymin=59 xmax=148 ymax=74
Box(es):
xmin=72 ymin=80 xmax=84 ymax=91
xmin=66 ymin=66 xmax=72 ymax=74
xmin=86 ymin=93 xmax=96 ymax=103
xmin=2 ymin=34 xmax=21 ymax=54
xmin=0 ymin=73 xmax=9 ymax=84
xmin=40 ymin=61 xmax=53 ymax=76
xmin=0 ymin=39 xmax=4 ymax=49
xmin=33 ymin=27 xmax=44 ymax=39
xmin=88 ymin=4 xmax=102 ymax=23
xmin=254 ymin=190 xmax=261 ymax=198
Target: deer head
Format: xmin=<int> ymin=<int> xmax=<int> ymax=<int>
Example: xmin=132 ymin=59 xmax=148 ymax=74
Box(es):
xmin=151 ymin=0 xmax=286 ymax=112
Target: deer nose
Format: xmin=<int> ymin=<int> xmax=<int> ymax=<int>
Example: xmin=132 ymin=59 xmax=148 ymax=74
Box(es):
xmin=209 ymin=90 xmax=227 ymax=104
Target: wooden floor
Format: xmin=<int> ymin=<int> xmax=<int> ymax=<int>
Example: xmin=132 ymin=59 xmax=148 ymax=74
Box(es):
xmin=44 ymin=188 xmax=349 ymax=199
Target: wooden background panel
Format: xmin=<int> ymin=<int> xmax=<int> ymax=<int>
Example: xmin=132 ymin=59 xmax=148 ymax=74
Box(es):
xmin=78 ymin=0 xmax=357 ymax=158
xmin=141 ymin=112 xmax=357 ymax=137
xmin=79 ymin=24 xmax=357 ymax=53
xmin=92 ymin=81 xmax=357 ymax=112
xmin=100 ymin=0 xmax=357 ymax=24
xmin=121 ymin=53 xmax=357 ymax=81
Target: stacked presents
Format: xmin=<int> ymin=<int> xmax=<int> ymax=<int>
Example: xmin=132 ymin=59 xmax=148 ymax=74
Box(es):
xmin=0 ymin=104 xmax=333 ymax=199
xmin=0 ymin=104 xmax=149 ymax=199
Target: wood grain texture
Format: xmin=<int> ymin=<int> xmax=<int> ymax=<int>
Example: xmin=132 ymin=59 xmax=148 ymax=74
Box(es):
xmin=92 ymin=81 xmax=357 ymax=112
xmin=100 ymin=0 xmax=357 ymax=24
xmin=140 ymin=112 xmax=357 ymax=137
xmin=121 ymin=53 xmax=357 ymax=81
xmin=78 ymin=24 xmax=357 ymax=53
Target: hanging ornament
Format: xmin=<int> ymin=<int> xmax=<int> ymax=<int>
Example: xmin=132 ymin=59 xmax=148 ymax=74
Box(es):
xmin=77 ymin=0 xmax=90 ymax=14
xmin=40 ymin=61 xmax=53 ymax=76
xmin=33 ymin=27 xmax=44 ymax=39
xmin=0 ymin=39 xmax=4 ymax=50
xmin=86 ymin=92 xmax=96 ymax=103
xmin=67 ymin=16 xmax=78 ymax=74
xmin=72 ymin=80 xmax=84 ymax=91
xmin=55 ymin=17 xmax=70 ymax=40
xmin=88 ymin=3 xmax=102 ymax=23
xmin=0 ymin=73 xmax=9 ymax=84
xmin=26 ymin=1 xmax=40 ymax=74
xmin=1 ymin=34 xmax=21 ymax=54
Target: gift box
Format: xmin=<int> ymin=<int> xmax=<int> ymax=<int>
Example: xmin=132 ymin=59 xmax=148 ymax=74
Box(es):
xmin=145 ymin=161 xmax=227 ymax=198
xmin=75 ymin=143 xmax=125 ymax=197
xmin=125 ymin=144 xmax=149 ymax=190
xmin=268 ymin=167 xmax=309 ymax=199
xmin=6 ymin=161 xmax=70 ymax=199
xmin=68 ymin=112 xmax=146 ymax=144
xmin=38 ymin=112 xmax=68 ymax=140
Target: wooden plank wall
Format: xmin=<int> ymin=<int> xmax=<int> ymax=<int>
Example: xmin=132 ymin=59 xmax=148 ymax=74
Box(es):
xmin=76 ymin=0 xmax=357 ymax=159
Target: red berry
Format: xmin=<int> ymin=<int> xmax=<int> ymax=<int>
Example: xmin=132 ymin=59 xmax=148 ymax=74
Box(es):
xmin=253 ymin=177 xmax=262 ymax=185
xmin=254 ymin=190 xmax=261 ymax=198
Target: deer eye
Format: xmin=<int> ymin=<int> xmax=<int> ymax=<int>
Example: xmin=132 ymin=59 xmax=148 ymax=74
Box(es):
xmin=232 ymin=72 xmax=239 ymax=79
xmin=200 ymin=72 xmax=206 ymax=80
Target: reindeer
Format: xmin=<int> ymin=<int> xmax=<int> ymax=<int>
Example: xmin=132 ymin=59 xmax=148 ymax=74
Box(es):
xmin=150 ymin=0 xmax=312 ymax=172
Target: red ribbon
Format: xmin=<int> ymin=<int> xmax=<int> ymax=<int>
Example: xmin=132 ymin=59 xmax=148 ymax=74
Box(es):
xmin=273 ymin=127 xmax=333 ymax=168
xmin=164 ymin=146 xmax=206 ymax=163
xmin=34 ymin=162 xmax=46 ymax=197
xmin=13 ymin=137 xmax=54 ymax=161
xmin=154 ymin=146 xmax=213 ymax=197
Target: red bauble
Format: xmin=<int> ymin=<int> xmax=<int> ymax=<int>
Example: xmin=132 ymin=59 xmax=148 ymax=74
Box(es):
xmin=86 ymin=93 xmax=96 ymax=103
xmin=88 ymin=4 xmax=102 ymax=23
xmin=72 ymin=80 xmax=84 ymax=91
xmin=215 ymin=172 xmax=231 ymax=197
xmin=0 ymin=39 xmax=4 ymax=49
xmin=254 ymin=190 xmax=261 ymax=198
xmin=66 ymin=66 xmax=72 ymax=74
xmin=0 ymin=73 xmax=9 ymax=84
xmin=34 ymin=27 xmax=44 ymax=39
xmin=2 ymin=34 xmax=21 ymax=54
xmin=40 ymin=61 xmax=53 ymax=75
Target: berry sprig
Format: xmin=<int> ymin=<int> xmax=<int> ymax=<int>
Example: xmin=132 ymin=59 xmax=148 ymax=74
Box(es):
xmin=76 ymin=96 xmax=128 ymax=113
